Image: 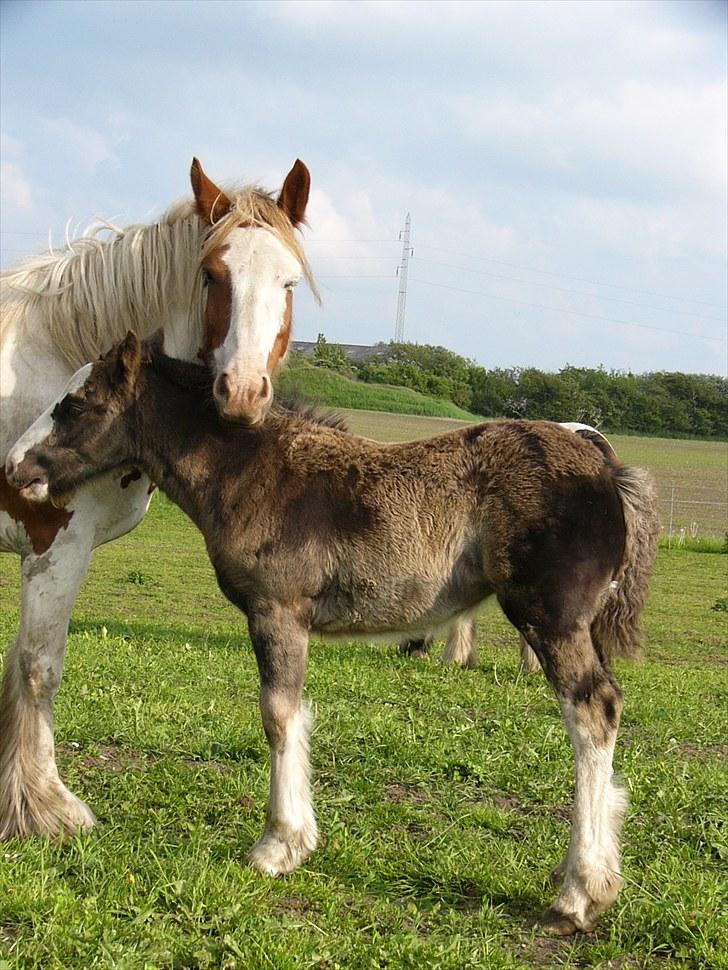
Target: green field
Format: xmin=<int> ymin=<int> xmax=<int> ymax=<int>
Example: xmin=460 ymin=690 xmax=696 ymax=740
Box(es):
xmin=0 ymin=415 xmax=726 ymax=969
xmin=275 ymin=363 xmax=480 ymax=421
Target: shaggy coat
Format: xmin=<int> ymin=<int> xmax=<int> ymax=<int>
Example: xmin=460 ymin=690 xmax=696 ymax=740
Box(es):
xmin=6 ymin=334 xmax=659 ymax=935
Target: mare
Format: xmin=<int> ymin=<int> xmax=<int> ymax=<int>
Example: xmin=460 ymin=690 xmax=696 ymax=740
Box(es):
xmin=400 ymin=425 xmax=660 ymax=672
xmin=6 ymin=333 xmax=659 ymax=935
xmin=0 ymin=158 xmax=316 ymax=840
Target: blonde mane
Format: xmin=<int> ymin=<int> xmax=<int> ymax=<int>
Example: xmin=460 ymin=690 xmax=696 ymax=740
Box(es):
xmin=0 ymin=186 xmax=318 ymax=369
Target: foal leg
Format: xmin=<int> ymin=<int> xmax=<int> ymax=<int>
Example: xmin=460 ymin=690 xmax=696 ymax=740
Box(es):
xmin=536 ymin=622 xmax=627 ymax=934
xmin=247 ymin=608 xmax=316 ymax=876
xmin=0 ymin=541 xmax=95 ymax=839
xmin=441 ymin=616 xmax=478 ymax=668
xmin=518 ymin=633 xmax=541 ymax=673
xmin=398 ymin=635 xmax=433 ymax=659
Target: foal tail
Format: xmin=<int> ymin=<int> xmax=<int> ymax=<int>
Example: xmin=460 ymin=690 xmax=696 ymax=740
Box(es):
xmin=592 ymin=464 xmax=660 ymax=663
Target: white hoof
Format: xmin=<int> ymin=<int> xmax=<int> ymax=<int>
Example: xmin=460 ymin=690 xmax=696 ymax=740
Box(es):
xmin=248 ymin=824 xmax=317 ymax=876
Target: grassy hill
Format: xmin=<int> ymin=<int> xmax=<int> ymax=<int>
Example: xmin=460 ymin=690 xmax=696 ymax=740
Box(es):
xmin=275 ymin=359 xmax=480 ymax=421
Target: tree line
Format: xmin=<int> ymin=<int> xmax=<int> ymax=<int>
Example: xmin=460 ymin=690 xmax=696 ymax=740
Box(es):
xmin=308 ymin=335 xmax=727 ymax=438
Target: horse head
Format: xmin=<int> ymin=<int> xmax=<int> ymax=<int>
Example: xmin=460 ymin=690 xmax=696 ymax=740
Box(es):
xmin=191 ymin=158 xmax=313 ymax=426
xmin=5 ymin=334 xmax=143 ymax=507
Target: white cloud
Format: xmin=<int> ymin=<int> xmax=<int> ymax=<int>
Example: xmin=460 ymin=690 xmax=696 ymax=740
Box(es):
xmin=43 ymin=118 xmax=116 ymax=171
xmin=1 ymin=161 xmax=33 ymax=211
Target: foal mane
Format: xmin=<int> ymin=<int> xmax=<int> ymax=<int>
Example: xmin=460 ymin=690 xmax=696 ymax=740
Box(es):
xmin=1 ymin=185 xmax=318 ymax=369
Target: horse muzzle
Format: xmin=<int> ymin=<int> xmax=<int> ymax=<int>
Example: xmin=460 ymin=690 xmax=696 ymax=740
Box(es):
xmin=5 ymin=453 xmax=50 ymax=503
xmin=213 ymin=371 xmax=272 ymax=425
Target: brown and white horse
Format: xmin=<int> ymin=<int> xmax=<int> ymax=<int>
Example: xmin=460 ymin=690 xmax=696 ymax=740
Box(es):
xmin=7 ymin=334 xmax=659 ymax=934
xmin=0 ymin=158 xmax=315 ymax=840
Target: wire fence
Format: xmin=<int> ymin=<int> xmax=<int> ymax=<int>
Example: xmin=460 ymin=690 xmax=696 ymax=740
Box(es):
xmin=662 ymin=485 xmax=727 ymax=543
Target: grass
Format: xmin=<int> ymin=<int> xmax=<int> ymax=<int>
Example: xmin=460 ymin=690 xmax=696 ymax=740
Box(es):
xmin=274 ymin=362 xmax=480 ymax=421
xmin=0 ymin=416 xmax=727 ymax=969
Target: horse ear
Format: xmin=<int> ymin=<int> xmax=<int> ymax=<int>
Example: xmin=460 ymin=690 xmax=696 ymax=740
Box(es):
xmin=116 ymin=331 xmax=142 ymax=386
xmin=190 ymin=158 xmax=232 ymax=225
xmin=278 ymin=159 xmax=310 ymax=227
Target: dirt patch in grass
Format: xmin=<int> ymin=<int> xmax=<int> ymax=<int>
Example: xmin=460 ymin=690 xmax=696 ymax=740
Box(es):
xmin=184 ymin=757 xmax=230 ymax=774
xmin=57 ymin=742 xmax=156 ymax=773
xmin=272 ymin=895 xmax=320 ymax=918
xmin=492 ymin=793 xmax=529 ymax=816
xmin=406 ymin=822 xmax=430 ymax=841
xmin=385 ymin=781 xmax=429 ymax=804
xmin=679 ymin=742 xmax=728 ymax=760
xmin=487 ymin=792 xmax=571 ymax=823
xmin=0 ymin=923 xmax=21 ymax=946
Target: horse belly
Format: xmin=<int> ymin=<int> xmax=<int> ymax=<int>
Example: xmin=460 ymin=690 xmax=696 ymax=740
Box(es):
xmin=311 ymin=535 xmax=489 ymax=637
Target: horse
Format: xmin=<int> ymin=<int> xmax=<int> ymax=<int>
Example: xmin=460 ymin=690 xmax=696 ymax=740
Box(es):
xmin=6 ymin=333 xmax=659 ymax=935
xmin=399 ymin=425 xmax=660 ymax=673
xmin=0 ymin=157 xmax=316 ymax=841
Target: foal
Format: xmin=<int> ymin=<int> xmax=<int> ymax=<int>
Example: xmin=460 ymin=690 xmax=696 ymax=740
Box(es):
xmin=6 ymin=333 xmax=658 ymax=935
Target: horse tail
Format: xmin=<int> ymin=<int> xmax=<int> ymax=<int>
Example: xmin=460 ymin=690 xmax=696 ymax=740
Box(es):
xmin=592 ymin=464 xmax=660 ymax=663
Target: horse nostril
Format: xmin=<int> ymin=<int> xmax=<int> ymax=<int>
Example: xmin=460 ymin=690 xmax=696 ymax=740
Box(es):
xmin=215 ymin=373 xmax=231 ymax=402
xmin=259 ymin=375 xmax=271 ymax=404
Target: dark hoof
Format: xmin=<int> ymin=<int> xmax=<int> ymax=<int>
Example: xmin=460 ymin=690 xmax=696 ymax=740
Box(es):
xmin=538 ymin=907 xmax=580 ymax=936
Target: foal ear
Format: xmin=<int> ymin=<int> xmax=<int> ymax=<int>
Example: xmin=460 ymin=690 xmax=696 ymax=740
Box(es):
xmin=278 ymin=159 xmax=310 ymax=227
xmin=190 ymin=158 xmax=232 ymax=225
xmin=115 ymin=331 xmax=142 ymax=387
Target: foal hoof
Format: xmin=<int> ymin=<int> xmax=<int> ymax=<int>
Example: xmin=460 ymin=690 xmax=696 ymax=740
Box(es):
xmin=538 ymin=907 xmax=580 ymax=936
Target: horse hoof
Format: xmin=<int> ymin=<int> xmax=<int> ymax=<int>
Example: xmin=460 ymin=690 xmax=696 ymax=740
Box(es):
xmin=248 ymin=827 xmax=316 ymax=876
xmin=0 ymin=786 xmax=96 ymax=841
xmin=538 ymin=907 xmax=580 ymax=936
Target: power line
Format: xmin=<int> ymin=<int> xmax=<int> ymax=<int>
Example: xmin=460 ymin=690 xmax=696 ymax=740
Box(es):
xmin=408 ymin=277 xmax=725 ymax=344
xmin=414 ymin=242 xmax=728 ymax=310
xmin=410 ymin=255 xmax=727 ymax=324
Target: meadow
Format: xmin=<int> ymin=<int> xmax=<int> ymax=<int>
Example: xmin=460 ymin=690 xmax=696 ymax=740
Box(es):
xmin=0 ymin=416 xmax=726 ymax=969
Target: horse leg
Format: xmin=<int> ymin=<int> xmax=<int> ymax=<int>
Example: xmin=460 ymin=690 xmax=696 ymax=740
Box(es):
xmin=0 ymin=541 xmax=95 ymax=839
xmin=534 ymin=621 xmax=626 ymax=934
xmin=247 ymin=607 xmax=316 ymax=876
xmin=442 ymin=616 xmax=478 ymax=668
xmin=519 ymin=633 xmax=541 ymax=673
xmin=399 ymin=635 xmax=433 ymax=659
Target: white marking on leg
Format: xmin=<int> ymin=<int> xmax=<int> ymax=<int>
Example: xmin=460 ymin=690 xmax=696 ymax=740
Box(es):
xmin=553 ymin=697 xmax=626 ymax=929
xmin=249 ymin=699 xmax=317 ymax=875
xmin=0 ymin=535 xmax=96 ymax=839
xmin=441 ymin=615 xmax=478 ymax=668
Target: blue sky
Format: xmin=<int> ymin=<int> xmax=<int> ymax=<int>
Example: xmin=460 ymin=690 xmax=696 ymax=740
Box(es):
xmin=1 ymin=0 xmax=726 ymax=375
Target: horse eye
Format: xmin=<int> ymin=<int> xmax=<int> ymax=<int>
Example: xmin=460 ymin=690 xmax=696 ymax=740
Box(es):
xmin=202 ymin=268 xmax=215 ymax=286
xmin=284 ymin=280 xmax=298 ymax=291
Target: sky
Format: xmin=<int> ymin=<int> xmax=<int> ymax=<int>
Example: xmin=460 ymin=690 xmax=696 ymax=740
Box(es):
xmin=1 ymin=0 xmax=726 ymax=376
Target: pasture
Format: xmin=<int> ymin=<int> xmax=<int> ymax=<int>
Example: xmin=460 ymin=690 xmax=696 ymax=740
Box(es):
xmin=0 ymin=418 xmax=726 ymax=969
